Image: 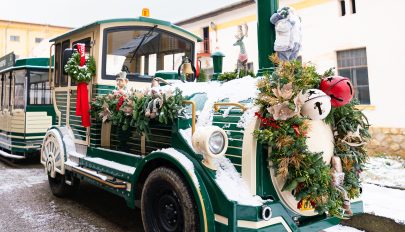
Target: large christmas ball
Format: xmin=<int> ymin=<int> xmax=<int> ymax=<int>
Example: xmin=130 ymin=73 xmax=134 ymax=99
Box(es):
xmin=320 ymin=76 xmax=354 ymax=107
xmin=300 ymin=89 xmax=331 ymax=120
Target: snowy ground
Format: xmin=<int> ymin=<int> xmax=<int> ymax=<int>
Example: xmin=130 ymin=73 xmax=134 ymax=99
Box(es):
xmin=326 ymin=156 xmax=405 ymax=231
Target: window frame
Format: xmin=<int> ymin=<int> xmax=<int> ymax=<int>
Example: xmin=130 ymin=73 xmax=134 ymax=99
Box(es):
xmin=101 ymin=26 xmax=195 ymax=81
xmin=60 ymin=39 xmax=71 ymax=87
xmin=12 ymin=69 xmax=27 ymax=110
xmin=336 ymin=48 xmax=370 ymax=105
xmin=27 ymin=68 xmax=53 ymax=106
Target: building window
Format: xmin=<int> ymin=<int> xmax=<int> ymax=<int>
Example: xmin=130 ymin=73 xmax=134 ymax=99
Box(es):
xmin=10 ymin=35 xmax=20 ymax=42
xmin=337 ymin=48 xmax=370 ymax=104
xmin=339 ymin=0 xmax=346 ymax=16
xmin=35 ymin=38 xmax=44 ymax=43
xmin=351 ymin=0 xmax=356 ymax=14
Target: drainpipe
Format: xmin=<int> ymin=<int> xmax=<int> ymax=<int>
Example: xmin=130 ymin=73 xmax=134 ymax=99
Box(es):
xmin=256 ymin=0 xmax=278 ymax=76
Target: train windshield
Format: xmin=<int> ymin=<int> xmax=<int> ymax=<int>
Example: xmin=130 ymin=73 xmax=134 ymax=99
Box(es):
xmin=103 ymin=26 xmax=194 ymax=80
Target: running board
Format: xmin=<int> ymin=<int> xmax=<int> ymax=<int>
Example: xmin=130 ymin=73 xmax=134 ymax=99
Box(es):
xmin=71 ymin=166 xmax=129 ymax=190
xmin=0 ymin=150 xmax=25 ymax=159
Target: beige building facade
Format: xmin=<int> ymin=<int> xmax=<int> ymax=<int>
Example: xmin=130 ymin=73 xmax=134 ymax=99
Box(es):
xmin=0 ymin=20 xmax=71 ymax=58
xmin=177 ymin=0 xmax=405 ymax=157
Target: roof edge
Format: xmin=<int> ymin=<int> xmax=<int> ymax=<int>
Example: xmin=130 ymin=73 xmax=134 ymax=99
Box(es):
xmin=176 ymin=0 xmax=255 ymax=26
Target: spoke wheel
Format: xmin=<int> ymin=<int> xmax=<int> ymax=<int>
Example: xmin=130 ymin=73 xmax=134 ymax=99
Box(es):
xmin=41 ymin=130 xmax=65 ymax=178
xmin=141 ymin=167 xmax=199 ymax=232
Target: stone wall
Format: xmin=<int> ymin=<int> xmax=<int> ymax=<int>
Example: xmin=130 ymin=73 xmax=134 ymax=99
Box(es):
xmin=367 ymin=127 xmax=405 ymax=158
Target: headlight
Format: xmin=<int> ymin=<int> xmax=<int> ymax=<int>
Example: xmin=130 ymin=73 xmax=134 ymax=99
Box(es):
xmin=192 ymin=126 xmax=228 ymax=159
xmin=209 ymin=131 xmax=225 ymax=154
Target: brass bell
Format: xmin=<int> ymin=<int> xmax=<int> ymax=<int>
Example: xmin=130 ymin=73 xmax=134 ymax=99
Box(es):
xmin=182 ymin=62 xmax=194 ymax=75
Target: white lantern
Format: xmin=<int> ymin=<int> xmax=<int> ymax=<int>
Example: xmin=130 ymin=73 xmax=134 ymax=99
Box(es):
xmin=299 ymin=89 xmax=331 ymax=120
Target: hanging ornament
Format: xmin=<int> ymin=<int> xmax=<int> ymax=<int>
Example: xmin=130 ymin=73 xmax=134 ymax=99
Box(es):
xmin=320 ymin=76 xmax=354 ymax=107
xmin=299 ymin=89 xmax=331 ymax=120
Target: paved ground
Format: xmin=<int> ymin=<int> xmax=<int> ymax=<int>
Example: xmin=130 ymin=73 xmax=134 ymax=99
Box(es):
xmin=0 ymin=158 xmax=404 ymax=232
xmin=0 ymin=159 xmax=144 ymax=232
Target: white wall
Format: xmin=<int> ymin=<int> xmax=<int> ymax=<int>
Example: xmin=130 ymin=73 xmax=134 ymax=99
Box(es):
xmin=180 ymin=0 xmax=405 ymax=128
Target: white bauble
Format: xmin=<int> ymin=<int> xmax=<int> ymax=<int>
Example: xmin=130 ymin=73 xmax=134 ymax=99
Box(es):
xmin=299 ymin=89 xmax=331 ymax=120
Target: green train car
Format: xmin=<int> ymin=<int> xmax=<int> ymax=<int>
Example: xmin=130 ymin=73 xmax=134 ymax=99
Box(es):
xmin=0 ymin=53 xmax=55 ymax=159
xmin=41 ymin=1 xmax=366 ymax=231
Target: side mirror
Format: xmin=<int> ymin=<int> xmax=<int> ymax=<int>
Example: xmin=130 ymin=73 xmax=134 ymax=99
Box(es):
xmin=62 ymin=48 xmax=76 ymax=75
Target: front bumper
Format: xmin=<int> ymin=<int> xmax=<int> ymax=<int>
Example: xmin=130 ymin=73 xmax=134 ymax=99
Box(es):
xmin=214 ymin=201 xmax=364 ymax=232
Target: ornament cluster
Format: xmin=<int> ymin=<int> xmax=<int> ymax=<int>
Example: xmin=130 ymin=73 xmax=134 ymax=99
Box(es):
xmin=254 ymin=55 xmax=370 ymax=217
xmin=90 ymin=80 xmax=185 ymax=134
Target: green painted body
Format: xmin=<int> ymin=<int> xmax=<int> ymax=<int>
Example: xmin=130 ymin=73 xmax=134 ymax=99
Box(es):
xmin=0 ymin=57 xmax=55 ymax=158
xmin=256 ymin=0 xmax=278 ymax=76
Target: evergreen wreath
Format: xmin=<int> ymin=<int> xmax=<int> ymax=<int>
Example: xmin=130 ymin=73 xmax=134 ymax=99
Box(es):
xmin=90 ymin=88 xmax=185 ymax=135
xmin=254 ymin=54 xmax=370 ymax=216
xmin=64 ymin=52 xmax=96 ymax=83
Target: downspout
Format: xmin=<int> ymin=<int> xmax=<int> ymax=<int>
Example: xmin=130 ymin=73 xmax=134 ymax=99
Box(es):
xmin=4 ymin=21 xmax=11 ymax=54
xmin=256 ymin=0 xmax=278 ymax=75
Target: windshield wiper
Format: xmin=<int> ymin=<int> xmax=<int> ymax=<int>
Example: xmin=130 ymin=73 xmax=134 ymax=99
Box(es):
xmin=130 ymin=25 xmax=158 ymax=63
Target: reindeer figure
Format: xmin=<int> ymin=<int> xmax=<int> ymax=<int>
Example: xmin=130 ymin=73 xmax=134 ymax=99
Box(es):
xmin=233 ymin=23 xmax=248 ymax=77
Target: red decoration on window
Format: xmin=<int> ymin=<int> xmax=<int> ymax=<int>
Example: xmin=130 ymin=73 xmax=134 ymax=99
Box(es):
xmin=76 ymin=43 xmax=86 ymax=67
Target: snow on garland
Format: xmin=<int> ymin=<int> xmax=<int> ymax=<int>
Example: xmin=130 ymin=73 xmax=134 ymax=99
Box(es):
xmin=90 ymin=86 xmax=185 ymax=135
xmin=64 ymin=52 xmax=96 ymax=83
xmin=254 ymin=54 xmax=370 ymax=216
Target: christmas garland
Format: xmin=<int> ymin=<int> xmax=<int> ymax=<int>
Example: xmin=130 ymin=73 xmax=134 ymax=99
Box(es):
xmin=90 ymin=87 xmax=185 ymax=135
xmin=254 ymin=55 xmax=369 ymax=216
xmin=64 ymin=52 xmax=96 ymax=83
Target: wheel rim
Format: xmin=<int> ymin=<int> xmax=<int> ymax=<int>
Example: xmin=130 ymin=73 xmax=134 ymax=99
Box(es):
xmin=41 ymin=131 xmax=64 ymax=178
xmin=149 ymin=183 xmax=184 ymax=231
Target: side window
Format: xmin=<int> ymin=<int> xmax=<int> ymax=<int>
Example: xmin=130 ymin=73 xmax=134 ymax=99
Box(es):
xmin=55 ymin=43 xmax=61 ymax=87
xmin=3 ymin=73 xmax=10 ymax=110
xmin=61 ymin=40 xmax=70 ymax=87
xmin=71 ymin=37 xmax=92 ymax=86
xmin=29 ymin=71 xmax=52 ymax=105
xmin=13 ymin=70 xmax=26 ymax=110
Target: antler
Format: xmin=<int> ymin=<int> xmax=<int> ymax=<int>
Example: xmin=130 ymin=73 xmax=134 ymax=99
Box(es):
xmin=243 ymin=23 xmax=248 ymax=37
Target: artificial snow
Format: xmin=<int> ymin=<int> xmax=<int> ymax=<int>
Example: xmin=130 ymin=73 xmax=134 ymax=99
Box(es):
xmin=163 ymin=76 xmax=260 ymax=127
xmin=153 ymin=148 xmax=200 ymax=189
xmin=237 ymin=104 xmax=260 ymax=129
xmin=179 ymin=128 xmax=196 ymax=153
xmin=215 ymin=157 xmax=263 ymax=206
xmin=84 ymin=157 xmax=136 ymax=174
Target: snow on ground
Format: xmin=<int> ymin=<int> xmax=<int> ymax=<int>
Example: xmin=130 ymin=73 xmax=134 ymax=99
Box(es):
xmin=324 ymin=225 xmax=365 ymax=232
xmin=0 ymin=168 xmax=47 ymax=195
xmin=360 ymin=156 xmax=405 ymax=224
xmin=362 ymin=183 xmax=405 ymax=224
xmin=361 ymin=156 xmax=405 ymax=188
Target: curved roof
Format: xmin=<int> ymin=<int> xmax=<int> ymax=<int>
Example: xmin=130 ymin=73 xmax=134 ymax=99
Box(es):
xmin=0 ymin=57 xmax=51 ymax=73
xmin=50 ymin=17 xmax=202 ymax=42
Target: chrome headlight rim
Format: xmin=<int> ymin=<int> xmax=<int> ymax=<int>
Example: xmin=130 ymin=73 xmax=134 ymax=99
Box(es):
xmin=208 ymin=131 xmax=225 ymax=154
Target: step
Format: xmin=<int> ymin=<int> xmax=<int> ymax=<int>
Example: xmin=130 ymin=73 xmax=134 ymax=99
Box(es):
xmin=70 ymin=165 xmax=130 ymax=191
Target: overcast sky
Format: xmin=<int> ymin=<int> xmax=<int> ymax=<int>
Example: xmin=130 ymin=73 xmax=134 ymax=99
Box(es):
xmin=2 ymin=0 xmax=241 ymax=28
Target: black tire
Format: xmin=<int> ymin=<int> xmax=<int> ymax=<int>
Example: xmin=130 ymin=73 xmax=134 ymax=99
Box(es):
xmin=141 ymin=167 xmax=199 ymax=232
xmin=48 ymin=172 xmax=79 ymax=197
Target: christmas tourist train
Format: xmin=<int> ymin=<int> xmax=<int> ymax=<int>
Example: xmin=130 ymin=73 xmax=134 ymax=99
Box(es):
xmin=41 ymin=1 xmax=369 ymax=231
xmin=0 ymin=53 xmax=54 ymax=159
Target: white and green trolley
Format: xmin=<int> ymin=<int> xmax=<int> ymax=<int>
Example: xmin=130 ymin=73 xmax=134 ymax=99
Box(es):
xmin=0 ymin=53 xmax=54 ymax=159
xmin=41 ymin=1 xmax=367 ymax=231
